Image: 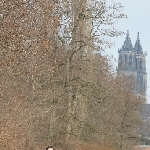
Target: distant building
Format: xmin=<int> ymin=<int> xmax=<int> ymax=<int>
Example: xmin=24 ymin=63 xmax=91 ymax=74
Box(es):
xmin=117 ymin=31 xmax=150 ymax=145
xmin=117 ymin=30 xmax=147 ymax=98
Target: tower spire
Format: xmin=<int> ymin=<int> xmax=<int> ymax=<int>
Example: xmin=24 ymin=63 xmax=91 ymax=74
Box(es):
xmin=134 ymin=32 xmax=143 ymax=54
xmin=122 ymin=30 xmax=133 ymax=51
xmin=127 ymin=30 xmax=129 ymax=38
xmin=137 ymin=32 xmax=139 ymax=39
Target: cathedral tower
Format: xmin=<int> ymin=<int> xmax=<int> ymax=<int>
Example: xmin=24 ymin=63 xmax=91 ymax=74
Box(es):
xmin=118 ymin=31 xmax=147 ymax=97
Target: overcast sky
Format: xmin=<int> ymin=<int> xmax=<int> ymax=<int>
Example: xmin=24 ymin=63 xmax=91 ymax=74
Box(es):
xmin=104 ymin=0 xmax=150 ymax=103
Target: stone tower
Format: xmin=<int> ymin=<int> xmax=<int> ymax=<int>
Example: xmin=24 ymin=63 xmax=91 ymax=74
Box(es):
xmin=118 ymin=30 xmax=147 ymax=97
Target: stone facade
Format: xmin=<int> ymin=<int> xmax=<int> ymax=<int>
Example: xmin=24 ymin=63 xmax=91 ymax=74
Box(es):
xmin=118 ymin=30 xmax=147 ymax=97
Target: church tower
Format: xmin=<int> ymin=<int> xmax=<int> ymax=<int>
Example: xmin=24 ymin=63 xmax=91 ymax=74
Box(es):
xmin=118 ymin=31 xmax=147 ymax=97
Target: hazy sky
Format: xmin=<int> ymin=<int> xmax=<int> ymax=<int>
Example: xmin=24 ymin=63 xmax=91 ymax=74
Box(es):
xmin=104 ymin=0 xmax=150 ymax=103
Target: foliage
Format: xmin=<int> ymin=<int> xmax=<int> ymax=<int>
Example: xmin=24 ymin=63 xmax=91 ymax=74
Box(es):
xmin=0 ymin=0 xmax=143 ymax=150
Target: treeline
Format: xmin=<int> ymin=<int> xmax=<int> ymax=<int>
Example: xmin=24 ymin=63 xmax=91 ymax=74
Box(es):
xmin=0 ymin=0 xmax=144 ymax=150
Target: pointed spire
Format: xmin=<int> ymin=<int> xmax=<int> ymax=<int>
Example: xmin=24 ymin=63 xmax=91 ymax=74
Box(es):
xmin=134 ymin=32 xmax=143 ymax=54
xmin=127 ymin=30 xmax=129 ymax=38
xmin=137 ymin=32 xmax=139 ymax=39
xmin=122 ymin=30 xmax=133 ymax=51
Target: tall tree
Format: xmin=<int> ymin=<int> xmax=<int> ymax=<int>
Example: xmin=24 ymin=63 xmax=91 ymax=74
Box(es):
xmin=1 ymin=0 xmax=143 ymax=150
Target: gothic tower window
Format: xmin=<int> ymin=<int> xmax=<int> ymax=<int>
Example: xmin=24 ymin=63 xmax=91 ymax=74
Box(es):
xmin=125 ymin=54 xmax=127 ymax=65
xmin=140 ymin=76 xmax=143 ymax=86
xmin=140 ymin=76 xmax=143 ymax=94
xmin=144 ymin=81 xmax=146 ymax=95
xmin=130 ymin=55 xmax=132 ymax=61
xmin=129 ymin=54 xmax=132 ymax=66
xmin=140 ymin=59 xmax=143 ymax=70
xmin=136 ymin=58 xmax=138 ymax=69
xmin=119 ymin=54 xmax=122 ymax=61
